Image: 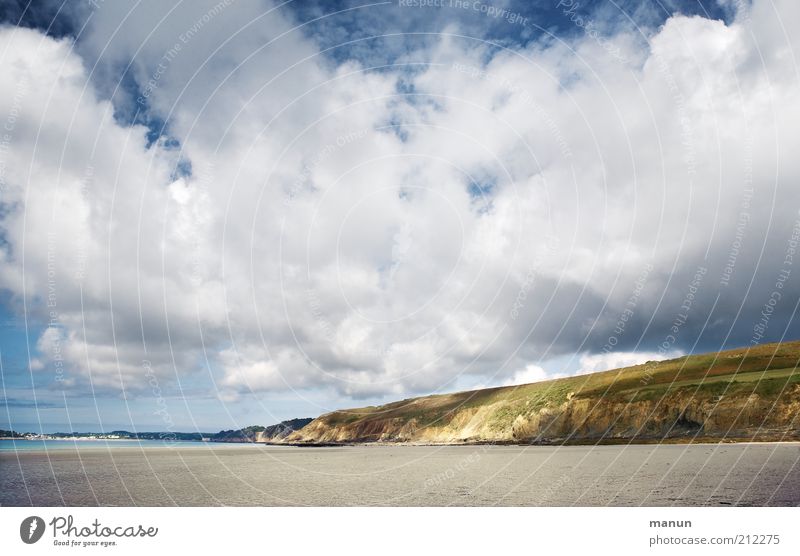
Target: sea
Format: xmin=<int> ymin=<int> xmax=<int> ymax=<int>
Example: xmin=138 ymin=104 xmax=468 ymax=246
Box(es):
xmin=1 ymin=441 xmax=798 ymax=506
xmin=0 ymin=439 xmax=252 ymax=452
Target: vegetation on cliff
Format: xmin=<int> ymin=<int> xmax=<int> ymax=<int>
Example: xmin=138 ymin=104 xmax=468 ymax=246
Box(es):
xmin=213 ymin=419 xmax=314 ymax=442
xmin=286 ymin=340 xmax=800 ymax=445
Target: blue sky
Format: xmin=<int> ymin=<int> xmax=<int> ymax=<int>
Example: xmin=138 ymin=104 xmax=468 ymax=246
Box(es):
xmin=1 ymin=0 xmax=799 ymax=433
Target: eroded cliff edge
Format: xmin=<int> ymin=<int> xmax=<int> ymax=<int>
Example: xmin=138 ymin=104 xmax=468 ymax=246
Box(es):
xmin=284 ymin=341 xmax=800 ymax=445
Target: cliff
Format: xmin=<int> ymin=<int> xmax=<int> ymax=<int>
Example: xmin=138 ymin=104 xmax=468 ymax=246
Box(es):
xmin=212 ymin=419 xmax=313 ymax=443
xmin=254 ymin=418 xmax=314 ymax=442
xmin=286 ymin=341 xmax=800 ymax=445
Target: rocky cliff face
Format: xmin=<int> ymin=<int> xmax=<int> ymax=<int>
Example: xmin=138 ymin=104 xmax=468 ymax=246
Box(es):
xmin=255 ymin=418 xmax=314 ymax=442
xmin=285 ymin=341 xmax=800 ymax=445
xmin=212 ymin=418 xmax=313 ymax=443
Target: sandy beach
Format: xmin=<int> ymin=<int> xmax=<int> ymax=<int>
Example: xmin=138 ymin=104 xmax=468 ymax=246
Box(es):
xmin=2 ymin=442 xmax=799 ymax=506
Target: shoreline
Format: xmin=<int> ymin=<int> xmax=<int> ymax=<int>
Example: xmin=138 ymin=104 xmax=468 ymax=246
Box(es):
xmin=4 ymin=436 xmax=799 ymax=450
xmin=228 ymin=436 xmax=800 ymax=448
xmin=2 ymin=439 xmax=800 ymax=458
xmin=0 ymin=437 xmax=207 ymax=442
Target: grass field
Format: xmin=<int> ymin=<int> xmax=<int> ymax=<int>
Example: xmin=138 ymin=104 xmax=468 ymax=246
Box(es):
xmin=318 ymin=340 xmax=800 ymax=434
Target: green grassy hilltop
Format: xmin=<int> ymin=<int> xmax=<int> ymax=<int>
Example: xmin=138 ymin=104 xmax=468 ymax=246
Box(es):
xmin=286 ymin=340 xmax=800 ymax=445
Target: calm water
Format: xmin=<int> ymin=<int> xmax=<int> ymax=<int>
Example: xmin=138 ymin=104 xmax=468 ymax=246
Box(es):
xmin=0 ymin=439 xmax=259 ymax=452
xmin=1 ymin=442 xmax=798 ymax=506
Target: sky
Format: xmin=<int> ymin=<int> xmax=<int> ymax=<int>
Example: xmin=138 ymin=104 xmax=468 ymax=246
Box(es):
xmin=0 ymin=0 xmax=798 ymax=433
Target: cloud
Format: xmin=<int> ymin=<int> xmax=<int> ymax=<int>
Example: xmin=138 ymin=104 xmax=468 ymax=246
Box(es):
xmin=0 ymin=0 xmax=799 ymax=410
xmin=503 ymin=364 xmax=566 ymax=386
xmin=0 ymin=398 xmax=61 ymax=409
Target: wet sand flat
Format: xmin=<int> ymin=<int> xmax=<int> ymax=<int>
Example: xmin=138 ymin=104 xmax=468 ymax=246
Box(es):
xmin=1 ymin=443 xmax=799 ymax=506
